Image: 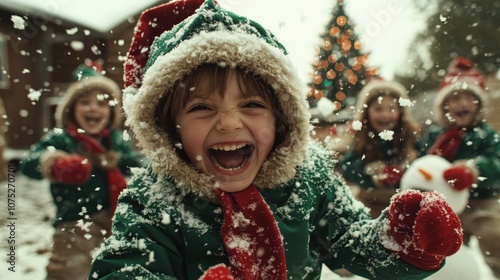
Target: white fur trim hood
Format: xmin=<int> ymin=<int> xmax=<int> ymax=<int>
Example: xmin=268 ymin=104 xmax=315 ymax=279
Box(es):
xmin=123 ymin=30 xmax=312 ymax=201
xmin=55 ymin=75 xmax=122 ymax=129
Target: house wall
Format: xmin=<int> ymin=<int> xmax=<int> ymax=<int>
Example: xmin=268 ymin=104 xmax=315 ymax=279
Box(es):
xmin=0 ymin=6 xmax=146 ymax=150
xmin=0 ymin=9 xmax=42 ymax=149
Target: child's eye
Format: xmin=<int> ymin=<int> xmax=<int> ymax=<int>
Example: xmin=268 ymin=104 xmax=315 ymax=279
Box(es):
xmin=188 ymin=103 xmax=212 ymax=112
xmin=97 ymin=100 xmax=108 ymax=107
xmin=242 ymin=101 xmax=266 ymax=109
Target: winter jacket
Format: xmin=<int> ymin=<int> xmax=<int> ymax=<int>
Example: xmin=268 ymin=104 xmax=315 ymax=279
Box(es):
xmin=338 ymin=140 xmax=397 ymax=190
xmin=89 ymin=1 xmax=445 ymax=279
xmin=90 ymin=142 xmax=437 ymax=280
xmin=421 ymin=123 xmax=500 ymax=198
xmin=20 ymin=129 xmax=142 ymax=226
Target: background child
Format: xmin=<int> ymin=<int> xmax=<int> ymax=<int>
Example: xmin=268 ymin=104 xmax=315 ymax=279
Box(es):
xmin=337 ymin=79 xmax=421 ymax=218
xmin=20 ymin=61 xmax=142 ymax=280
xmin=89 ymin=1 xmax=462 ymax=279
xmin=421 ymin=56 xmax=500 ymax=278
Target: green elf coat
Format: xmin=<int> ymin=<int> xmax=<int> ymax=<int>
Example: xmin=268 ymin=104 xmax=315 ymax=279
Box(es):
xmin=20 ymin=129 xmax=142 ymax=225
xmin=339 ymin=140 xmax=399 ymax=190
xmin=90 ymin=142 xmax=435 ymax=279
xmin=421 ymin=123 xmax=500 ymax=198
xmin=20 ymin=69 xmax=143 ymax=226
xmin=90 ymin=1 xmax=443 ymax=279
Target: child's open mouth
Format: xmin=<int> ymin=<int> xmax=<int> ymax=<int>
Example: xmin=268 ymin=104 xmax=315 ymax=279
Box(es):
xmin=84 ymin=116 xmax=103 ymax=126
xmin=209 ymin=143 xmax=253 ymax=171
xmin=455 ymin=110 xmax=471 ymax=118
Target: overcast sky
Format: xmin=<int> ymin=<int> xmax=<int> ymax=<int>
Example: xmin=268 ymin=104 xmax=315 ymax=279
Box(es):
xmin=219 ymin=0 xmax=430 ymax=81
xmin=3 ymin=0 xmax=431 ymax=82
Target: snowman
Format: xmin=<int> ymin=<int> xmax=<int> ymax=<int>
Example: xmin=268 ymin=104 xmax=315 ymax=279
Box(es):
xmin=400 ymin=154 xmax=485 ymax=280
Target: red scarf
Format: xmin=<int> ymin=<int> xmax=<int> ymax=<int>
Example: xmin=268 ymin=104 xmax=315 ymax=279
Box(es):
xmin=427 ymin=127 xmax=465 ymax=162
xmin=67 ymin=125 xmax=127 ymax=216
xmin=215 ymin=185 xmax=287 ymax=280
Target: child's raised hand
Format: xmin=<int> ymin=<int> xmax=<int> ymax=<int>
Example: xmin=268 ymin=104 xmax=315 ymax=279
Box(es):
xmin=50 ymin=154 xmax=92 ymax=185
xmin=443 ymin=165 xmax=474 ymax=191
xmin=199 ymin=264 xmax=234 ymax=280
xmin=379 ymin=165 xmax=404 ymax=187
xmin=387 ymin=190 xmax=463 ymax=270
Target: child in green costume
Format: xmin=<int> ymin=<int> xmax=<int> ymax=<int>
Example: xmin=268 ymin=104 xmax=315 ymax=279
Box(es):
xmin=90 ymin=1 xmax=462 ymax=279
xmin=20 ymin=61 xmax=142 ymax=280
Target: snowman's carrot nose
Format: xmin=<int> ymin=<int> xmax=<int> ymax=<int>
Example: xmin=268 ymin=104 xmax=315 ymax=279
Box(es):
xmin=418 ymin=168 xmax=433 ymax=181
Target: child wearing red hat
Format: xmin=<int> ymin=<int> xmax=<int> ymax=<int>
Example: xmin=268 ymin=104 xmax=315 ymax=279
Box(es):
xmin=89 ymin=1 xmax=463 ymax=279
xmin=337 ymin=79 xmax=422 ymax=218
xmin=422 ymin=56 xmax=500 ymax=278
xmin=20 ymin=61 xmax=143 ymax=280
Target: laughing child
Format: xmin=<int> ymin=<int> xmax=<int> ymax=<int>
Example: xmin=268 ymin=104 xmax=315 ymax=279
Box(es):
xmin=20 ymin=62 xmax=142 ymax=280
xmin=337 ymin=79 xmax=421 ymax=218
xmin=422 ymin=56 xmax=500 ymax=278
xmin=89 ymin=1 xmax=463 ymax=279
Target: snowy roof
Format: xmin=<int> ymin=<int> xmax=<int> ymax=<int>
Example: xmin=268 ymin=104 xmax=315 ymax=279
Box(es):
xmin=0 ymin=0 xmax=162 ymax=33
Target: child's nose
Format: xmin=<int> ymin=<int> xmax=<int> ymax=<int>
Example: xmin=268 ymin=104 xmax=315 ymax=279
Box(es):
xmin=86 ymin=101 xmax=99 ymax=111
xmin=215 ymin=110 xmax=243 ymax=132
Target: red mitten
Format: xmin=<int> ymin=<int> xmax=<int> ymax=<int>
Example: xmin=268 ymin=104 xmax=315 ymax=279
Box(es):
xmin=427 ymin=128 xmax=464 ymax=161
xmin=199 ymin=264 xmax=234 ymax=280
xmin=388 ymin=190 xmax=463 ymax=270
xmin=50 ymin=154 xmax=92 ymax=185
xmin=379 ymin=165 xmax=404 ymax=187
xmin=443 ymin=166 xmax=474 ymax=191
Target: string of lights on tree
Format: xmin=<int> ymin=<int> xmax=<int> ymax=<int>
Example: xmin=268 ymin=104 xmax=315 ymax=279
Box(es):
xmin=308 ymin=0 xmax=378 ymax=113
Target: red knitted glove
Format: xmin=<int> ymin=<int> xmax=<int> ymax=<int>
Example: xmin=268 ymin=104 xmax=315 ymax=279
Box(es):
xmin=379 ymin=165 xmax=403 ymax=187
xmin=199 ymin=264 xmax=234 ymax=280
xmin=443 ymin=166 xmax=474 ymax=191
xmin=427 ymin=128 xmax=464 ymax=161
xmin=388 ymin=190 xmax=463 ymax=270
xmin=50 ymin=154 xmax=92 ymax=185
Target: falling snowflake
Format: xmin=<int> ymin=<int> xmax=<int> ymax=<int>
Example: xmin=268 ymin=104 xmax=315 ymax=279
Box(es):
xmin=91 ymin=45 xmax=102 ymax=55
xmin=316 ymin=97 xmax=335 ymax=117
xmin=378 ymin=130 xmax=394 ymax=141
xmin=27 ymin=88 xmax=42 ymax=103
xmin=11 ymin=15 xmax=27 ymax=30
xmin=66 ymin=27 xmax=78 ymax=35
xmin=123 ymin=130 xmax=130 ymax=141
xmin=71 ymin=41 xmax=85 ymax=51
xmin=108 ymin=99 xmax=118 ymax=106
xmin=161 ymin=212 xmax=171 ymax=225
xmin=398 ymin=97 xmax=413 ymax=107
xmin=351 ymin=120 xmax=362 ymax=131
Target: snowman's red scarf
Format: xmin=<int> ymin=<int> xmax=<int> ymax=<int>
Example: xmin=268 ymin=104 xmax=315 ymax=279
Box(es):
xmin=66 ymin=125 xmax=126 ymax=216
xmin=215 ymin=185 xmax=287 ymax=280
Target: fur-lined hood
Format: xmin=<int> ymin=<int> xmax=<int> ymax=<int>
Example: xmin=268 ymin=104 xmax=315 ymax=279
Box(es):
xmin=433 ymin=56 xmax=488 ymax=127
xmin=55 ymin=75 xmax=122 ymax=130
xmin=354 ymin=79 xmax=410 ymax=122
xmin=122 ymin=0 xmax=311 ymax=201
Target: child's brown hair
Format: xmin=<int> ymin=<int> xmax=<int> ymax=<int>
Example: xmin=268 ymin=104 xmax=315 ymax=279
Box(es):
xmin=67 ymin=89 xmax=116 ymax=129
xmin=354 ymin=90 xmax=420 ymax=164
xmin=155 ymin=63 xmax=290 ymax=161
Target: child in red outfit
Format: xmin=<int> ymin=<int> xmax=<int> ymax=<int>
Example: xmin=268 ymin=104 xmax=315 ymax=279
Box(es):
xmin=20 ymin=62 xmax=142 ymax=280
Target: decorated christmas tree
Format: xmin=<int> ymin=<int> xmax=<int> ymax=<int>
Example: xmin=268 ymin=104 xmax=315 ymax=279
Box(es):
xmin=308 ymin=0 xmax=378 ymax=116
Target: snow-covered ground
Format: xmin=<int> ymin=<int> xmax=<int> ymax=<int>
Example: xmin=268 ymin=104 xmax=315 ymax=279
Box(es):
xmin=0 ymin=173 xmax=497 ymax=280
